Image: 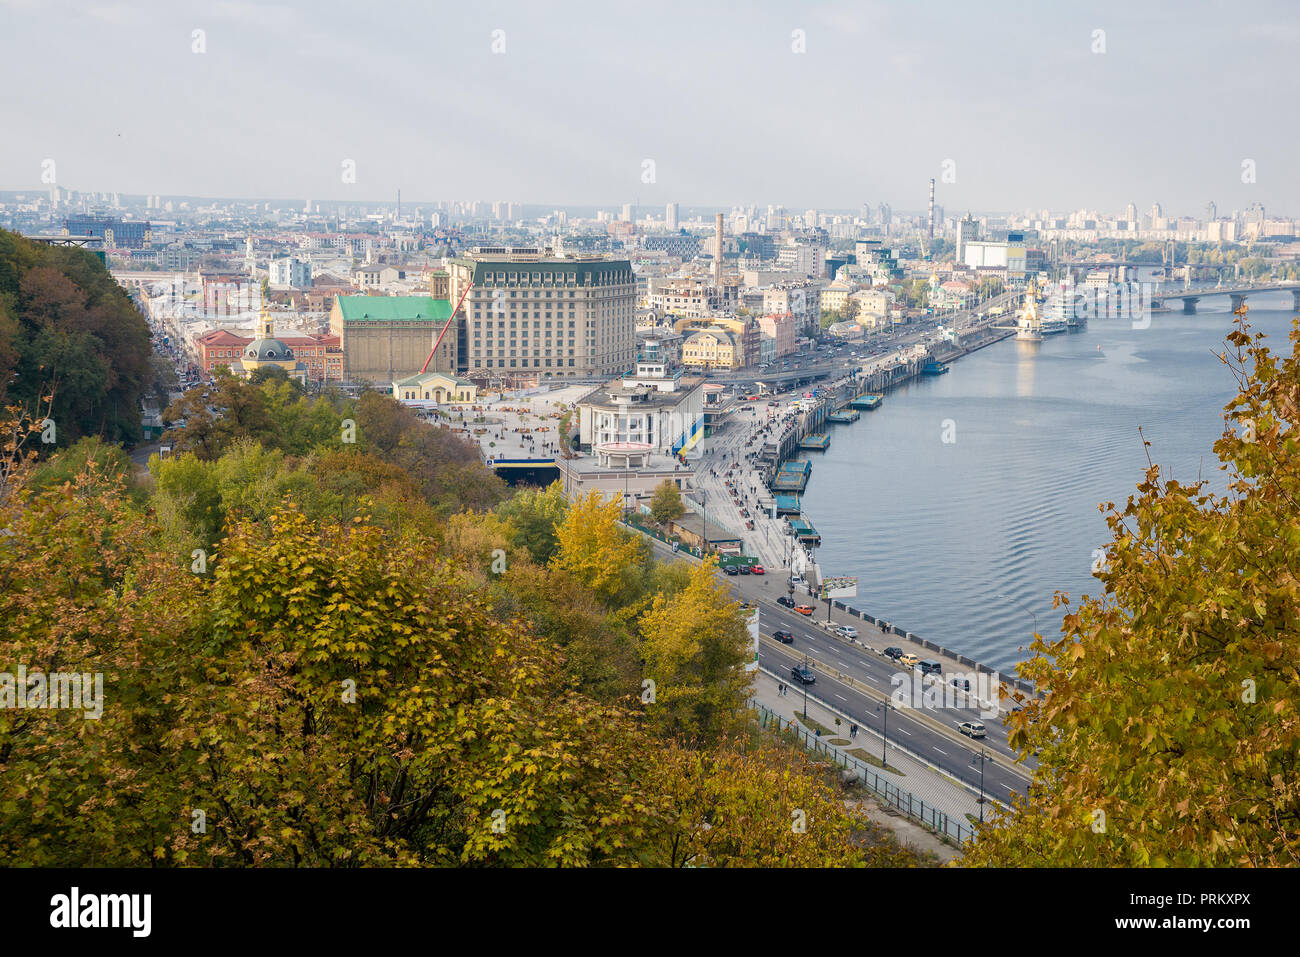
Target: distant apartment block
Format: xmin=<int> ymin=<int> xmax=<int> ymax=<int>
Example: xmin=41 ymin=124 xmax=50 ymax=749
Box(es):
xmin=269 ymin=257 xmax=313 ymax=288
xmin=63 ymin=214 xmax=152 ymax=249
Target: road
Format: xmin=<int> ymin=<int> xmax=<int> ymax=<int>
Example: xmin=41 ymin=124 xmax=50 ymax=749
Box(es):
xmin=642 ymin=533 xmax=1037 ymax=804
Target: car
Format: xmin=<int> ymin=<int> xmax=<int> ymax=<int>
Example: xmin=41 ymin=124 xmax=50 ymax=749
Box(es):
xmin=919 ymin=659 xmax=943 ymax=676
xmin=958 ymin=721 xmax=987 ymax=739
xmin=950 ymin=676 xmax=971 ymax=691
xmin=883 ymin=647 xmax=903 ymax=660
xmin=723 ymin=565 xmax=739 ymax=576
xmin=772 ymin=630 xmax=794 ymax=644
xmin=834 ymin=625 xmax=858 ymax=639
xmin=793 ymin=604 xmax=815 ymax=616
xmin=788 ymin=575 xmax=805 ymax=586
xmin=776 ymin=596 xmax=795 ymax=608
xmin=898 ymin=653 xmax=920 ymax=668
xmin=751 ymin=565 xmax=765 ymax=575
xmin=738 ymin=564 xmax=751 ymax=575
xmin=790 ymin=665 xmax=816 ymax=685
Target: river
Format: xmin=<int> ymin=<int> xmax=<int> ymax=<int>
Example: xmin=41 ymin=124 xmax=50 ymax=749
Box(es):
xmin=797 ymin=292 xmax=1295 ymax=674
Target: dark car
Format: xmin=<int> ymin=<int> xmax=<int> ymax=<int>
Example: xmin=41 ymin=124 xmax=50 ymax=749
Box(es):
xmin=723 ymin=565 xmax=739 ymax=576
xmin=950 ymin=676 xmax=971 ymax=691
xmin=883 ymin=647 xmax=903 ymax=660
xmin=776 ymin=595 xmax=795 ymax=608
xmin=791 ymin=665 xmax=816 ymax=685
xmin=772 ymin=630 xmax=794 ymax=644
xmin=919 ymin=659 xmax=943 ymax=676
xmin=738 ymin=564 xmax=752 ymax=575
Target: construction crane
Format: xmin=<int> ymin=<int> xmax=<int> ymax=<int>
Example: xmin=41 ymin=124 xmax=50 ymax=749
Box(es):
xmin=419 ymin=281 xmax=474 ymax=374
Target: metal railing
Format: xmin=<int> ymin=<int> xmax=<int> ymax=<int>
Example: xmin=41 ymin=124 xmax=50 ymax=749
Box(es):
xmin=750 ymin=698 xmax=975 ymax=846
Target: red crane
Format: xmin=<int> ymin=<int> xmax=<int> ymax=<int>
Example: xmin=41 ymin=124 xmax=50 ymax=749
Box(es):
xmin=419 ymin=281 xmax=474 ymax=375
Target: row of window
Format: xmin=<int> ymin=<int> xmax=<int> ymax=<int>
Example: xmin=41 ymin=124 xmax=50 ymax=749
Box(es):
xmin=473 ymin=358 xmax=578 ymax=368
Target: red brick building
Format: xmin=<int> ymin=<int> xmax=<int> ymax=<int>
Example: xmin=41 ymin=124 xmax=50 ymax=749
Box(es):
xmin=196 ymin=329 xmax=343 ymax=381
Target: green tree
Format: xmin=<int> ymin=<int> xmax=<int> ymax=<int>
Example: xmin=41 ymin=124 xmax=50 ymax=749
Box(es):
xmin=496 ymin=480 xmax=569 ymax=564
xmin=649 ymin=479 xmax=687 ymax=524
xmin=965 ymin=307 xmax=1300 ymax=867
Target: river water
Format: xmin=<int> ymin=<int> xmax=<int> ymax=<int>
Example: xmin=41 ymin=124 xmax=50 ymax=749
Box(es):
xmin=798 ymin=293 xmax=1295 ymax=674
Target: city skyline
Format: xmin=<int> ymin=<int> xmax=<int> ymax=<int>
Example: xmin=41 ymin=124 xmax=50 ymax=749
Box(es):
xmin=3 ymin=0 xmax=1299 ymax=213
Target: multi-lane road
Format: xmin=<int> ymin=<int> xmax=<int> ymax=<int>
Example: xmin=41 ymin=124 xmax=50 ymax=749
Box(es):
xmin=643 ymin=533 xmax=1036 ymax=803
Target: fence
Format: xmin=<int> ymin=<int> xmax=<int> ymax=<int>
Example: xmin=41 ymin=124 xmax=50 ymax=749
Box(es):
xmin=750 ymin=698 xmax=975 ymax=846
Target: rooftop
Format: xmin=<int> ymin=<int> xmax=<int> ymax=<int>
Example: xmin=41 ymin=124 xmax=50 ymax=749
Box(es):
xmin=335 ymin=295 xmax=452 ymax=322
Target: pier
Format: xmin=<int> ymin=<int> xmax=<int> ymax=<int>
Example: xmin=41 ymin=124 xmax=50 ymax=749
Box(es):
xmin=826 ymin=409 xmax=860 ymax=424
xmin=798 ymin=433 xmax=830 ymax=451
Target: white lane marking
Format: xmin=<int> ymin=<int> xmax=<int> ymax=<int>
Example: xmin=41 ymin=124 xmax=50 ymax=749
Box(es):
xmin=896 ymin=728 xmax=911 ymax=736
xmin=933 ymin=747 xmax=948 ymax=756
xmin=834 ymin=694 xmax=847 ymax=702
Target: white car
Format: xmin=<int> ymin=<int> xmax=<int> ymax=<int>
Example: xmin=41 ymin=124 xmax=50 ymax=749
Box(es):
xmin=834 ymin=625 xmax=858 ymax=639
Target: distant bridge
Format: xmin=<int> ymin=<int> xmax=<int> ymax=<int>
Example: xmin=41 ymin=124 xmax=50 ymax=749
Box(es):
xmin=1150 ymin=283 xmax=1300 ymax=313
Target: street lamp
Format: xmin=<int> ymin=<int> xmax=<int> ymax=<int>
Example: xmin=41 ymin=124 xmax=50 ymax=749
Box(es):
xmin=801 ymin=658 xmax=811 ymax=719
xmin=876 ymin=701 xmax=894 ymax=766
xmin=972 ymin=749 xmax=992 ymax=824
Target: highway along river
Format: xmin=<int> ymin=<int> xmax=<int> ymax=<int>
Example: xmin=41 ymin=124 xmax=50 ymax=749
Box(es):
xmin=798 ymin=293 xmax=1293 ymax=674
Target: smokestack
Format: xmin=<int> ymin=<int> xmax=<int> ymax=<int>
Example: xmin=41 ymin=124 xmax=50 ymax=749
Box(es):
xmin=714 ymin=213 xmax=724 ymax=284
xmin=928 ymin=178 xmax=935 ymax=240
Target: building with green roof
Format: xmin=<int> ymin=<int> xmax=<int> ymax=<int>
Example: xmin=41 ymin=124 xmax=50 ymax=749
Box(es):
xmin=330 ymin=295 xmax=458 ymax=384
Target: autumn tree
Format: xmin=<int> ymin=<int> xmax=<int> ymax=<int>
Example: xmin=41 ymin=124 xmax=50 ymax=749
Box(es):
xmin=551 ymin=489 xmax=651 ymax=607
xmin=638 ymin=556 xmax=752 ymax=744
xmin=649 ymin=478 xmax=687 ymax=524
xmin=496 ymin=480 xmax=569 ymax=564
xmin=965 ymin=307 xmax=1300 ymax=867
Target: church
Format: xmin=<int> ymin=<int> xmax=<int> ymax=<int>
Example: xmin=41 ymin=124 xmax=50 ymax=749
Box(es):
xmin=239 ymin=305 xmax=309 ymax=383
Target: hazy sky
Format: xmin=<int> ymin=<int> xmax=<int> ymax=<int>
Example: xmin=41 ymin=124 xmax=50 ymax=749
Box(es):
xmin=3 ymin=0 xmax=1297 ymax=216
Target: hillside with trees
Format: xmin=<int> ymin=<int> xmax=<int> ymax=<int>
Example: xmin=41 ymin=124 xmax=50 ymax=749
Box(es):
xmin=0 ymin=228 xmax=153 ymax=445
xmin=0 ymin=375 xmax=923 ymax=868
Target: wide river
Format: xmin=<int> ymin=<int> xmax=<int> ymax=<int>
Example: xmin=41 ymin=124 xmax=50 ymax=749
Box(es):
xmin=798 ymin=292 xmax=1296 ymax=674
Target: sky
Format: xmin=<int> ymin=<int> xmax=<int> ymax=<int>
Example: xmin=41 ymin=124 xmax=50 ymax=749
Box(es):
xmin=2 ymin=0 xmax=1298 ymax=217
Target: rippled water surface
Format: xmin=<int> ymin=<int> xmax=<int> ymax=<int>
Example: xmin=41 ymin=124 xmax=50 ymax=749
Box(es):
xmin=798 ymin=295 xmax=1295 ymax=673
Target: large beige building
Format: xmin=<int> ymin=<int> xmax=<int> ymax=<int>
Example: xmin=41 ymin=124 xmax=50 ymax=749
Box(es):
xmin=329 ymin=295 xmax=457 ymax=384
xmin=448 ymin=247 xmax=636 ymax=379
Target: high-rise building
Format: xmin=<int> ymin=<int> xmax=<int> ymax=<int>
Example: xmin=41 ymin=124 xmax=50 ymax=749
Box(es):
xmin=449 ymin=247 xmax=637 ymax=379
xmin=1206 ymin=201 xmax=1217 ymax=222
xmin=665 ymin=202 xmax=678 ymax=231
xmin=622 ymin=203 xmax=634 ymax=222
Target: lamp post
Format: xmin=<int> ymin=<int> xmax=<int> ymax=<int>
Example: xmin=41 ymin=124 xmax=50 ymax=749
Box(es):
xmin=972 ymin=749 xmax=991 ymax=824
xmin=876 ymin=701 xmax=893 ymax=766
xmin=801 ymin=658 xmax=810 ymax=719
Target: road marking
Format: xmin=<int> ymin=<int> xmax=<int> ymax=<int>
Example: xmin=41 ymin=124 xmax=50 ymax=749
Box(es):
xmin=896 ymin=727 xmax=911 ymax=736
xmin=834 ymin=694 xmax=847 ymax=702
xmin=933 ymin=747 xmax=948 ymax=756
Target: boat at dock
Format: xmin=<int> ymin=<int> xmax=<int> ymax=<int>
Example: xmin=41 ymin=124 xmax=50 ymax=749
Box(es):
xmin=850 ymin=393 xmax=883 ymax=410
xmin=922 ymin=360 xmax=949 ymax=375
xmin=798 ymin=433 xmax=830 ymax=451
xmin=827 ymin=409 xmax=861 ymax=424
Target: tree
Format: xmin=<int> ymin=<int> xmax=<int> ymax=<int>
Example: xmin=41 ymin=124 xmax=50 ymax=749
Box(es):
xmin=638 ymin=557 xmax=752 ymax=744
xmin=649 ymin=479 xmax=687 ymax=524
xmin=552 ymin=490 xmax=650 ymax=607
xmin=965 ymin=307 xmax=1300 ymax=867
xmin=496 ymin=480 xmax=569 ymax=564
xmin=645 ymin=738 xmax=920 ymax=867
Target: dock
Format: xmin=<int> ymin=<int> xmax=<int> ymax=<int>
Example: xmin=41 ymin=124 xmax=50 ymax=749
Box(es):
xmin=850 ymin=393 xmax=883 ymax=411
xmin=826 ymin=409 xmax=860 ymax=424
xmin=798 ymin=433 xmax=830 ymax=451
xmin=789 ymin=518 xmax=821 ymax=546
xmin=774 ymin=493 xmax=801 ymax=516
xmin=772 ymin=460 xmax=812 ymax=493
